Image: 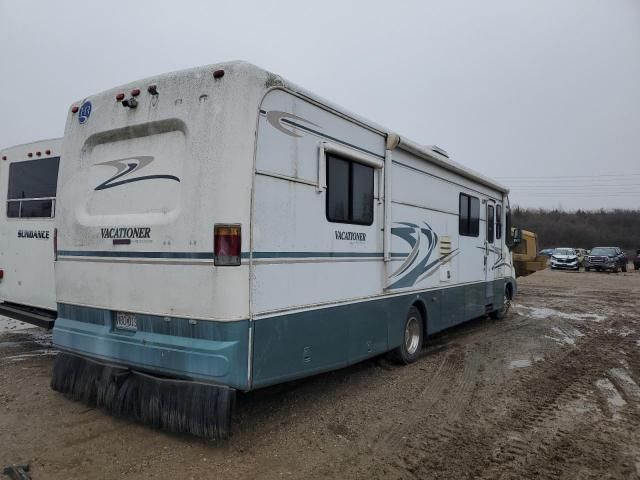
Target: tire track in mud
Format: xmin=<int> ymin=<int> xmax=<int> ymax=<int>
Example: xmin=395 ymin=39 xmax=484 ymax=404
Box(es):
xmin=326 ymin=318 xmax=640 ymax=480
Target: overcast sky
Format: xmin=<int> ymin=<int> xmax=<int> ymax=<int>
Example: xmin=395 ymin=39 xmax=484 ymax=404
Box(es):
xmin=1 ymin=0 xmax=639 ymax=210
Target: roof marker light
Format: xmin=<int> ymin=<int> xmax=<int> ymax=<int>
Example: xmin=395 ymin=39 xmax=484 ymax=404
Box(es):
xmin=2 ymin=156 xmax=6 ymax=161
xmin=36 ymin=151 xmax=41 ymax=156
xmin=45 ymin=149 xmax=51 ymax=155
xmin=71 ymin=106 xmax=79 ymax=113
xmin=28 ymin=152 xmax=33 ymax=158
xmin=131 ymin=88 xmax=140 ymax=97
xmin=147 ymin=84 xmax=158 ymax=95
xmin=116 ymin=93 xmax=125 ymax=101
xmin=213 ymin=69 xmax=225 ymax=79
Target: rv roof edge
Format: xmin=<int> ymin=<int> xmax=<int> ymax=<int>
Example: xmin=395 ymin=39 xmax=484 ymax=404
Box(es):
xmin=0 ymin=136 xmax=63 ymax=152
xmin=396 ymin=136 xmax=509 ymax=194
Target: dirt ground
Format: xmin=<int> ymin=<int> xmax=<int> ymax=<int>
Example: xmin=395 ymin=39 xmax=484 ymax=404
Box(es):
xmin=1 ymin=268 xmax=640 ymax=480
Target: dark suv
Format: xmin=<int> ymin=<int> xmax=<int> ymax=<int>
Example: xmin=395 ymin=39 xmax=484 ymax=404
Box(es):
xmin=584 ymin=247 xmax=628 ymax=273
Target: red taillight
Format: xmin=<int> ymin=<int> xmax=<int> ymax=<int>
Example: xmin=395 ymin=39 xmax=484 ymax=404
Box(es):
xmin=131 ymin=88 xmax=140 ymax=97
xmin=36 ymin=151 xmax=41 ymax=156
xmin=213 ymin=69 xmax=225 ymax=79
xmin=214 ymin=224 xmax=241 ymax=266
xmin=1 ymin=156 xmax=6 ymax=161
xmin=71 ymin=105 xmax=79 ymax=113
xmin=45 ymin=149 xmax=51 ymax=155
xmin=53 ymin=228 xmax=58 ymax=261
xmin=116 ymin=93 xmax=125 ymax=101
xmin=27 ymin=152 xmax=33 ymax=157
xmin=0 ymin=269 xmax=4 ymax=280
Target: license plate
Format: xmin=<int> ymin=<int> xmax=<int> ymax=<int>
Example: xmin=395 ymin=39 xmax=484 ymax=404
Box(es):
xmin=115 ymin=311 xmax=137 ymax=331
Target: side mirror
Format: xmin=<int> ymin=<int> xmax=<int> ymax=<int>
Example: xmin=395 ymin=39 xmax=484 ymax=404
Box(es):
xmin=508 ymin=227 xmax=522 ymax=249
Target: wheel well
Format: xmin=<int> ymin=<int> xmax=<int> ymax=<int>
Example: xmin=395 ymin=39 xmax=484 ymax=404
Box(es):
xmin=412 ymin=300 xmax=428 ymax=335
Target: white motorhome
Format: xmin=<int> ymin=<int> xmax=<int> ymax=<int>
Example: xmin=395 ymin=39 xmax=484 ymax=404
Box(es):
xmin=52 ymin=62 xmax=516 ymax=433
xmin=0 ymin=138 xmax=62 ymax=328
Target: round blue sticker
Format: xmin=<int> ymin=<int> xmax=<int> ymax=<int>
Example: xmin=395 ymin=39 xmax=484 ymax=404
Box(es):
xmin=78 ymin=101 xmax=92 ymax=124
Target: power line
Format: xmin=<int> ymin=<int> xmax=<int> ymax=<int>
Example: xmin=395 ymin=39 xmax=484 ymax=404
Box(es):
xmin=512 ymin=192 xmax=640 ymax=196
xmin=495 ymin=173 xmax=640 ymax=180
xmin=510 ymin=183 xmax=640 ymax=189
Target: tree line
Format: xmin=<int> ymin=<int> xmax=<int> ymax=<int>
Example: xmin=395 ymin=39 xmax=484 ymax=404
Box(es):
xmin=512 ymin=208 xmax=640 ymax=251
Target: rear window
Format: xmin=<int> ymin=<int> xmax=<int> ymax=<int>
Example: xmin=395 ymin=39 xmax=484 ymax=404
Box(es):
xmin=6 ymin=157 xmax=60 ymax=218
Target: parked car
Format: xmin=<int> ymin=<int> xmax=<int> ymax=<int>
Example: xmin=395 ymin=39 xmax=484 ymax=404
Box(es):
xmin=634 ymin=249 xmax=640 ymax=271
xmin=584 ymin=247 xmax=628 ymax=273
xmin=550 ymin=248 xmax=580 ymax=271
xmin=538 ymin=248 xmax=555 ymax=257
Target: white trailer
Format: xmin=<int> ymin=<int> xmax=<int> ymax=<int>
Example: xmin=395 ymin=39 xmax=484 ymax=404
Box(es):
xmin=52 ymin=61 xmax=517 ymax=437
xmin=0 ymin=138 xmax=62 ymax=328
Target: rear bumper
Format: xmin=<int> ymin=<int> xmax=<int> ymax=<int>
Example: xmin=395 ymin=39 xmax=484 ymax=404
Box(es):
xmin=52 ymin=303 xmax=250 ymax=390
xmin=0 ymin=302 xmax=56 ymax=329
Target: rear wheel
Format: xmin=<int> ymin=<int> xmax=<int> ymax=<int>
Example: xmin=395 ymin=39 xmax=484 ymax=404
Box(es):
xmin=390 ymin=306 xmax=424 ymax=365
xmin=622 ymin=264 xmax=628 ymax=273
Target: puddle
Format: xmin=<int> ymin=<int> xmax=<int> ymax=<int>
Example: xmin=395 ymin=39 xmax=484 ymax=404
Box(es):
xmin=544 ymin=326 xmax=585 ymax=346
xmin=514 ymin=305 xmax=606 ymax=322
xmin=4 ymin=350 xmax=58 ymax=362
xmin=0 ymin=315 xmax=38 ymax=333
xmin=509 ymin=359 xmax=532 ymax=369
xmin=606 ymin=327 xmax=635 ymax=338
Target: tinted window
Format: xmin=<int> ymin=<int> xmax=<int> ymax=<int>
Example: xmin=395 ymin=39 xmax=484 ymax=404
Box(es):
xmin=496 ymin=205 xmax=502 ymax=239
xmin=470 ymin=197 xmax=480 ymax=236
xmin=8 ymin=157 xmax=59 ymax=199
xmin=326 ymin=154 xmax=374 ymax=225
xmin=6 ymin=157 xmax=60 ymax=218
xmin=326 ymin=156 xmax=349 ymax=223
xmin=487 ymin=205 xmax=495 ymax=243
xmin=351 ymin=162 xmax=374 ymax=224
xmin=459 ymin=193 xmax=480 ymax=237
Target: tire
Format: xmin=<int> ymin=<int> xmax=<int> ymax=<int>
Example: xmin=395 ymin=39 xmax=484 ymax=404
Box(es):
xmin=390 ymin=306 xmax=424 ymax=365
xmin=622 ymin=264 xmax=628 ymax=273
xmin=585 ymin=267 xmax=590 ymax=272
xmin=490 ymin=285 xmax=511 ymax=320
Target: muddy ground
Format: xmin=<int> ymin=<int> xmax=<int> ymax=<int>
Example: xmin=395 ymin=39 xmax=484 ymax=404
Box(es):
xmin=1 ymin=268 xmax=640 ymax=479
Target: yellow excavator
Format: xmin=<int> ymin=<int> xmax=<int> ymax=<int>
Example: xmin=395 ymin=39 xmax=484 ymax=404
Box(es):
xmin=511 ymin=228 xmax=547 ymax=277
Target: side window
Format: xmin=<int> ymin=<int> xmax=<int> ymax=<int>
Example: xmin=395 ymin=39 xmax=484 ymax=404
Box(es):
xmin=326 ymin=154 xmax=374 ymax=225
xmin=487 ymin=205 xmax=495 ymax=244
xmin=7 ymin=157 xmax=60 ymax=219
xmin=459 ymin=193 xmax=480 ymax=237
xmin=496 ymin=205 xmax=502 ymax=239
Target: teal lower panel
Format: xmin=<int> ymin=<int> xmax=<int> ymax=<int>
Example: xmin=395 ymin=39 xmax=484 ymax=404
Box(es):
xmin=53 ymin=304 xmax=250 ymax=390
xmin=251 ymin=278 xmax=516 ymax=389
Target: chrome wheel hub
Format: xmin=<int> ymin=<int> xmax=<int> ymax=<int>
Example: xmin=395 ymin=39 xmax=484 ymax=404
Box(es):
xmin=404 ymin=315 xmax=420 ymax=355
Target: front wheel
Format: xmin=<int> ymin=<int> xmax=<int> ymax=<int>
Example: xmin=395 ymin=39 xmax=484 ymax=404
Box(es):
xmin=490 ymin=285 xmax=511 ymax=320
xmin=390 ymin=306 xmax=424 ymax=365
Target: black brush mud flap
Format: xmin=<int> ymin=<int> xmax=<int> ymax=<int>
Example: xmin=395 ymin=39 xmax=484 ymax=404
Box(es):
xmin=51 ymin=352 xmax=236 ymax=439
